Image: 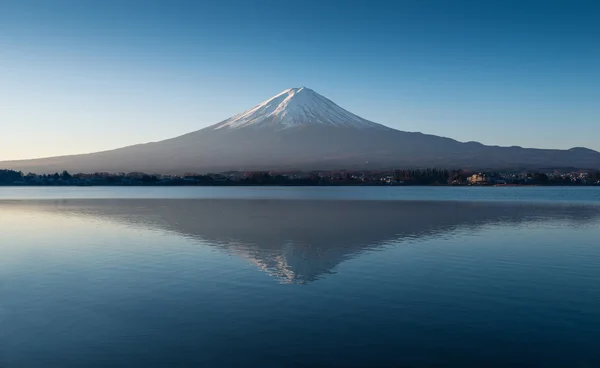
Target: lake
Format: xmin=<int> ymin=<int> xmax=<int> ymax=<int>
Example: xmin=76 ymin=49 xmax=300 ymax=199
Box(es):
xmin=1 ymin=187 xmax=600 ymax=367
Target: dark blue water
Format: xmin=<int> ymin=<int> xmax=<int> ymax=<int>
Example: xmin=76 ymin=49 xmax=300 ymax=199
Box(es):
xmin=1 ymin=188 xmax=600 ymax=367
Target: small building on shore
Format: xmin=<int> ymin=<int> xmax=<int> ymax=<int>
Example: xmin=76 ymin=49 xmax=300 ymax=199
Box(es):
xmin=467 ymin=173 xmax=489 ymax=185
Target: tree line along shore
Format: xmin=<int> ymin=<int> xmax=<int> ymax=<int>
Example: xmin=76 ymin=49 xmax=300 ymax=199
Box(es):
xmin=2 ymin=168 xmax=600 ymax=186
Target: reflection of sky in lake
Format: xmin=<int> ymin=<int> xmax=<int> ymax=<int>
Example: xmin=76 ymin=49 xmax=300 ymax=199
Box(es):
xmin=1 ymin=199 xmax=600 ymax=367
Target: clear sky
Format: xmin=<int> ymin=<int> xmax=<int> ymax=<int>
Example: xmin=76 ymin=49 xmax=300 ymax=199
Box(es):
xmin=1 ymin=0 xmax=599 ymax=160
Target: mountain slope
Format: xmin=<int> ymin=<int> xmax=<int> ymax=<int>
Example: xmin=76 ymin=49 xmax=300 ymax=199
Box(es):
xmin=1 ymin=87 xmax=599 ymax=173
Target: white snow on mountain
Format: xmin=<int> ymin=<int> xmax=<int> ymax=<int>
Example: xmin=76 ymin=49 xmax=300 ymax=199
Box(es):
xmin=212 ymin=87 xmax=386 ymax=130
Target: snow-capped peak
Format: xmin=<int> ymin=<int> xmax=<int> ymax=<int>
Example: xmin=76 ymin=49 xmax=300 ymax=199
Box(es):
xmin=212 ymin=87 xmax=385 ymax=130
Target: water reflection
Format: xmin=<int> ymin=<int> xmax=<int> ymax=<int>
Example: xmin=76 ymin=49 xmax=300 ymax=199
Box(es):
xmin=3 ymin=199 xmax=600 ymax=367
xmin=11 ymin=199 xmax=600 ymax=283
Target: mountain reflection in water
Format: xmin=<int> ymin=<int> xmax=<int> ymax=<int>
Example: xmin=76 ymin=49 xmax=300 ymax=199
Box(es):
xmin=18 ymin=199 xmax=600 ymax=284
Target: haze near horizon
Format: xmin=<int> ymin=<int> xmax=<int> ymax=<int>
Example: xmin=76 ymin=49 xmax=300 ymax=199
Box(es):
xmin=1 ymin=0 xmax=599 ymax=161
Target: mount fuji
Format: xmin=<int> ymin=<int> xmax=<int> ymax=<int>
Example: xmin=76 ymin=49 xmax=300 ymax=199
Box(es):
xmin=2 ymin=87 xmax=599 ymax=173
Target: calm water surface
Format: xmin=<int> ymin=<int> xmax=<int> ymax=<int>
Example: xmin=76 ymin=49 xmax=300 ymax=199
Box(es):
xmin=1 ymin=187 xmax=600 ymax=367
xmin=1 ymin=185 xmax=600 ymax=202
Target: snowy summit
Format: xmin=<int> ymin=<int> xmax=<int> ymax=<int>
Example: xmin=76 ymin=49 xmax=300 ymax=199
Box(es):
xmin=212 ymin=87 xmax=385 ymax=130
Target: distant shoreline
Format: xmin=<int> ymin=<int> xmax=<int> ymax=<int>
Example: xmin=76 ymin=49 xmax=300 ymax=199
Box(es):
xmin=3 ymin=168 xmax=599 ymax=187
xmin=1 ymin=183 xmax=598 ymax=188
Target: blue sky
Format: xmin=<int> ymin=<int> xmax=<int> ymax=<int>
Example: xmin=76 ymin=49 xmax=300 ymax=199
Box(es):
xmin=1 ymin=0 xmax=599 ymax=160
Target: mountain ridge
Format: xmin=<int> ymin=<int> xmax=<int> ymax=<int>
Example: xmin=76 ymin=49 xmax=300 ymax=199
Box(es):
xmin=1 ymin=87 xmax=599 ymax=174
